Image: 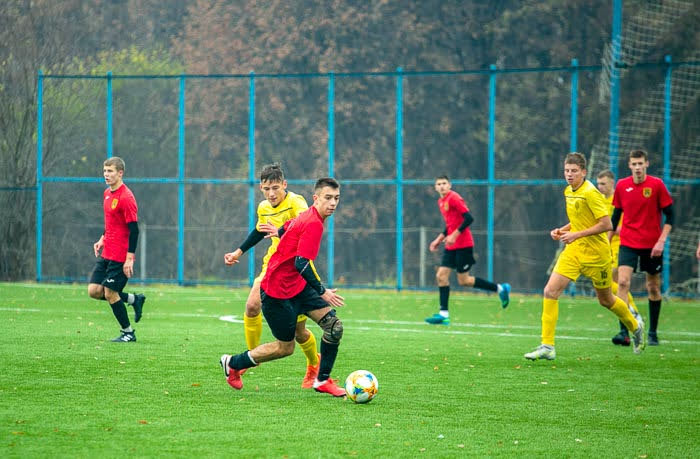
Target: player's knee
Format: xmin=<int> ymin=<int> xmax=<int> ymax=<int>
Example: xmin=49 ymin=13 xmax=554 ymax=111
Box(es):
xmin=88 ymin=285 xmax=103 ymax=299
xmin=245 ymin=300 xmax=262 ymax=316
xmin=617 ymin=277 xmax=631 ymax=290
xmin=319 ymin=310 xmax=343 ymax=344
xmin=543 ymin=285 xmax=561 ymax=300
xmin=646 ymin=281 xmax=661 ymax=297
xmin=457 ymin=275 xmax=474 ymax=286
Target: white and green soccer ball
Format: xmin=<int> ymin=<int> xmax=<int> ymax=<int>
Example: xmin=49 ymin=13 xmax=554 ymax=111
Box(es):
xmin=344 ymin=370 xmax=378 ymax=404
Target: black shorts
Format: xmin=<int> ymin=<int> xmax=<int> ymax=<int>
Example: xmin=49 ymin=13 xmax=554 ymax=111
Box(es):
xmin=440 ymin=247 xmax=476 ymax=273
xmin=89 ymin=257 xmax=129 ymax=292
xmin=618 ymin=245 xmax=663 ymax=275
xmin=260 ymin=285 xmax=329 ymax=342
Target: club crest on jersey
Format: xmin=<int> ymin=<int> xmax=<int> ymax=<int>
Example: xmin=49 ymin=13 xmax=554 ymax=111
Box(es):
xmin=443 ymin=202 xmax=449 ymax=211
xmin=642 ymin=187 xmax=652 ymax=198
xmin=111 ymin=198 xmax=119 ymax=209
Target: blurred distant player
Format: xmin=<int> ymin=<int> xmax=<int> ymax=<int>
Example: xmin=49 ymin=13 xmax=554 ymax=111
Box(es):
xmin=611 ymin=149 xmax=673 ymax=346
xmin=224 ymin=163 xmax=320 ymax=387
xmin=425 ymin=175 xmax=510 ymax=325
xmin=221 ymin=178 xmax=347 ymax=397
xmin=524 ymin=153 xmax=644 ymax=361
xmin=596 ymin=169 xmax=639 ymax=346
xmin=88 ymin=156 xmax=146 ymax=342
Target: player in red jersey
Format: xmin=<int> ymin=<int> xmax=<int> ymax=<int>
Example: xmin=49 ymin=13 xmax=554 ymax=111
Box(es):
xmin=425 ymin=176 xmax=510 ymax=325
xmin=220 ymin=178 xmax=347 ymax=397
xmin=611 ymin=150 xmax=674 ymax=346
xmin=87 ymin=157 xmax=146 ymax=342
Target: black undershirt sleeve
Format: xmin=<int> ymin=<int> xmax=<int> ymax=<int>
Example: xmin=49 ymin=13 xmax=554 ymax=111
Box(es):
xmin=458 ymin=211 xmax=474 ymax=232
xmin=239 ymin=228 xmax=266 ymax=253
xmin=127 ymin=221 xmax=139 ymax=253
xmin=611 ymin=208 xmax=622 ymax=231
xmin=662 ymin=204 xmax=674 ymax=226
xmin=295 ymin=256 xmax=325 ymax=295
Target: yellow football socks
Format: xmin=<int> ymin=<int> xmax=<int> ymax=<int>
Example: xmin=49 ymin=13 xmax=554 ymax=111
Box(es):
xmin=299 ymin=333 xmax=319 ymax=366
xmin=243 ymin=313 xmax=263 ymax=350
xmin=609 ymin=296 xmax=638 ymax=331
xmin=541 ymin=298 xmax=559 ymax=346
xmin=611 ymin=281 xmax=639 ymax=313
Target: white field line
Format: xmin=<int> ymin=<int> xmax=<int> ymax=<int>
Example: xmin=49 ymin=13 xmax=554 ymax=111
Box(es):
xmin=2 ymin=307 xmax=699 ymax=344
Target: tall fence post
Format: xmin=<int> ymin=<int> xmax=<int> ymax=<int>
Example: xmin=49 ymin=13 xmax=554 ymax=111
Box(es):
xmin=177 ymin=75 xmax=186 ymax=285
xmin=608 ymin=0 xmax=622 ymax=175
xmin=662 ymin=55 xmax=672 ymax=293
xmin=140 ymin=222 xmax=147 ymax=280
xmin=327 ymin=72 xmax=335 ymax=287
xmin=487 ymin=64 xmax=497 ymax=282
xmin=395 ymin=67 xmax=404 ymax=291
xmin=570 ymin=59 xmax=579 ymax=152
xmin=106 ymin=71 xmax=113 ymax=158
xmin=419 ymin=226 xmax=426 ymax=288
xmin=248 ymin=72 xmax=256 ymax=286
xmin=36 ymin=70 xmax=44 ymax=282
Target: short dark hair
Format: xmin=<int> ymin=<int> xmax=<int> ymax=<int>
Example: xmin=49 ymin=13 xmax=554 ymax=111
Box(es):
xmin=565 ymin=152 xmax=587 ymax=170
xmin=435 ymin=175 xmax=449 ymax=182
xmin=260 ymin=163 xmax=285 ymax=183
xmin=104 ymin=156 xmax=125 ymax=172
xmin=597 ymin=169 xmax=615 ymax=180
xmin=629 ymin=149 xmax=648 ymax=161
xmin=314 ymin=177 xmax=339 ymax=192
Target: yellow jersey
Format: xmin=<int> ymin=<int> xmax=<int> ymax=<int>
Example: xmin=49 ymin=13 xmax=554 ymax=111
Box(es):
xmin=604 ymin=194 xmax=621 ymax=247
xmin=563 ymin=179 xmax=611 ymax=263
xmin=256 ymin=190 xmax=309 ymax=269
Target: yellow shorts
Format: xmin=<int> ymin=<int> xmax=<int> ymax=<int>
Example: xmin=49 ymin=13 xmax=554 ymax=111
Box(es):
xmin=610 ymin=239 xmax=620 ymax=269
xmin=553 ymin=247 xmax=612 ymax=289
xmin=256 ymin=262 xmax=307 ymax=323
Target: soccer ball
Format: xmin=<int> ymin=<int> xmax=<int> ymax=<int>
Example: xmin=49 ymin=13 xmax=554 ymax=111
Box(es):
xmin=344 ymin=370 xmax=378 ymax=403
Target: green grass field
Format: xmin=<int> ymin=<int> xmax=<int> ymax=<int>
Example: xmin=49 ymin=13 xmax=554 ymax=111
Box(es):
xmin=1 ymin=282 xmax=698 ymax=458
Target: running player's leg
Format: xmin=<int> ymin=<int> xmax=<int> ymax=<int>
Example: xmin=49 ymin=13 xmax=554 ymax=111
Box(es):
xmin=295 ymin=315 xmax=320 ymax=388
xmin=524 ymin=271 xmax=569 ymax=361
xmin=88 ymin=259 xmax=145 ymax=321
xmin=243 ymin=278 xmax=264 ymax=350
xmin=454 ymin=248 xmax=510 ymax=308
xmin=426 ymin=249 xmax=453 ymax=324
xmin=588 ymin=261 xmax=645 ymax=354
xmin=645 ymin=271 xmax=662 ymax=345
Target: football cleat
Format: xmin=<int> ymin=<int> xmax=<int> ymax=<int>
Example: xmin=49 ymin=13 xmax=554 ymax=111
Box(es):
xmin=301 ymin=354 xmax=321 ymax=389
xmin=524 ymin=344 xmax=556 ymax=361
xmin=499 ymin=283 xmax=511 ymax=309
xmin=111 ymin=330 xmax=136 ymax=342
xmin=631 ymin=311 xmax=646 ymax=354
xmin=648 ymin=332 xmax=659 ymax=346
xmin=425 ymin=313 xmax=450 ymax=325
xmin=133 ymin=293 xmax=146 ymax=323
xmin=313 ymin=378 xmax=346 ymax=397
xmin=611 ymin=331 xmax=631 ymax=346
xmin=219 ymin=354 xmax=245 ymax=390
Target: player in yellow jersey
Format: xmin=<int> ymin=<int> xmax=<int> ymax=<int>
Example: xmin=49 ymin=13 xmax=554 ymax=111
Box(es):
xmin=224 ymin=163 xmax=320 ymax=387
xmin=596 ymin=169 xmax=640 ymax=346
xmin=524 ymin=153 xmax=645 ymax=360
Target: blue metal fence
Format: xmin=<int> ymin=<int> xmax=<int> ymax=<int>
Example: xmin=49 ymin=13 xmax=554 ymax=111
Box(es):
xmin=35 ymin=58 xmax=700 ymax=291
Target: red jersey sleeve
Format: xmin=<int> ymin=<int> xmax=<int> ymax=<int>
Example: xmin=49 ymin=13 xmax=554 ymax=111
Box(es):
xmin=121 ymin=191 xmax=139 ymax=223
xmin=449 ymin=192 xmax=468 ymax=214
xmin=658 ymin=181 xmax=673 ymax=208
xmin=297 ymin=220 xmax=323 ymax=260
